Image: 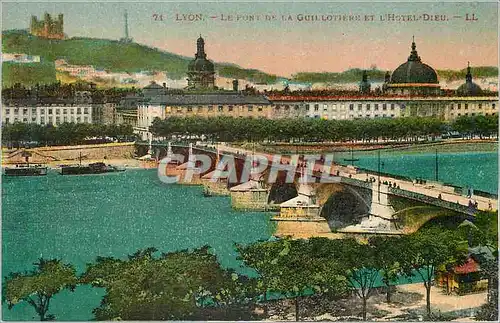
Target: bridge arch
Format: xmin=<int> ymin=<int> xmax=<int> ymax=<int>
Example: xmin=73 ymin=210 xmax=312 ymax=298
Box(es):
xmin=316 ymin=183 xmax=371 ymax=229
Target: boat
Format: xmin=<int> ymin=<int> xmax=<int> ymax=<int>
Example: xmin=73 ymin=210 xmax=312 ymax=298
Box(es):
xmin=60 ymin=162 xmax=125 ymax=175
xmin=4 ymin=164 xmax=48 ymax=176
xmin=60 ymin=152 xmax=125 ymax=175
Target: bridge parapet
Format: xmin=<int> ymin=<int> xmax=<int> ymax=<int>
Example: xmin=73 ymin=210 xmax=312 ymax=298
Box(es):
xmin=340 ymin=176 xmax=373 ymax=189
xmin=388 ymin=187 xmax=475 ymax=215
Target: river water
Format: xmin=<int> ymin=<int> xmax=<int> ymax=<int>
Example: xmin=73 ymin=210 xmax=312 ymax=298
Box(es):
xmin=2 ymin=147 xmax=498 ymax=320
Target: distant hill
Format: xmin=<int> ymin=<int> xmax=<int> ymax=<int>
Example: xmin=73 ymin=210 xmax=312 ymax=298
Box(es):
xmin=2 ymin=30 xmax=497 ymax=88
xmin=1 ymin=30 xmax=278 ymax=87
xmin=292 ymin=66 xmax=498 ymax=84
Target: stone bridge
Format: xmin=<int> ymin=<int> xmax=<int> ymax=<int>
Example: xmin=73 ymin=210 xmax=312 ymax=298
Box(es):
xmin=136 ymin=142 xmax=497 ymax=237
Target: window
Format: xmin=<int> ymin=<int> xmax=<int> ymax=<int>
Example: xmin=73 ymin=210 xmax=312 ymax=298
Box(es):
xmin=382 ymin=104 xmax=387 ymax=110
xmin=32 ymin=108 xmax=37 ymax=114
xmin=48 ymin=117 xmax=53 ymax=124
xmin=71 ymin=116 xmax=75 ymax=122
xmin=465 ymin=104 xmax=468 ymax=110
xmin=457 ymin=103 xmax=461 ymax=109
xmin=248 ymin=105 xmax=253 ymax=112
xmin=332 ymin=104 xmax=337 ymax=111
xmin=63 ymin=116 xmax=68 ymax=122
xmin=374 ymin=114 xmax=379 ymax=118
xmin=350 ymin=104 xmax=354 ymax=110
xmin=187 ymin=107 xmax=193 ymax=112
xmin=14 ymin=108 xmax=19 ymax=115
xmin=31 ymin=117 xmax=36 ymax=122
xmin=471 ymin=113 xmax=476 ymax=116
xmin=197 ymin=106 xmax=203 ymax=112
xmin=390 ymin=114 xmax=395 ymax=117
xmin=228 ymin=106 xmax=233 ymax=112
xmin=218 ymin=105 xmax=223 ymax=112
xmin=314 ymin=104 xmax=319 ymax=111
xmin=208 ymin=106 xmax=214 ymax=112
xmin=465 ymin=113 xmax=469 ymax=116
xmin=323 ymin=104 xmax=328 ymax=111
xmin=294 ymin=105 xmax=299 ymax=110
xmin=493 ymin=103 xmax=496 ymax=110
xmin=176 ymin=107 xmax=182 ymax=113
xmin=23 ymin=108 xmax=28 ymax=115
xmin=63 ymin=109 xmax=67 ymax=114
xmin=40 ymin=117 xmax=45 ymax=124
xmin=56 ymin=109 xmax=61 ymax=115
xmin=457 ymin=113 xmax=461 ymax=116
xmin=5 ymin=109 xmax=9 ymax=115
xmin=285 ymin=105 xmax=290 ymax=111
xmin=258 ymin=107 xmax=263 ymax=112
xmin=84 ymin=107 xmax=89 ymax=114
xmin=23 ymin=118 xmax=28 ymax=122
xmin=374 ymin=104 xmax=379 ymax=110
xmin=358 ymin=104 xmax=362 ymax=111
xmin=366 ymin=104 xmax=370 ymax=110
xmin=305 ymin=104 xmax=310 ymax=111
xmin=77 ymin=108 xmax=82 ymax=114
xmin=450 ymin=105 xmax=454 ymax=110
xmin=55 ymin=117 xmax=60 ymax=124
xmin=84 ymin=116 xmax=89 ymax=123
xmin=390 ymin=104 xmax=395 ymax=110
xmin=366 ymin=114 xmax=370 ymax=118
xmin=14 ymin=118 xmax=19 ymax=122
xmin=40 ymin=108 xmax=45 ymax=114
xmin=77 ymin=116 xmax=81 ymax=122
xmin=5 ymin=117 xmax=9 ymax=123
xmin=478 ymin=103 xmax=482 ymax=109
xmin=71 ymin=108 xmax=75 ymax=114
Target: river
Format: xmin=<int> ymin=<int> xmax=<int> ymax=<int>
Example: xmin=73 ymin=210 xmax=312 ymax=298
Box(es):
xmin=2 ymin=146 xmax=497 ymax=320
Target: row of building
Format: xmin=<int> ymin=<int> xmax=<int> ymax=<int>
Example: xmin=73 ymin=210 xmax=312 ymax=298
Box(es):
xmin=2 ymin=36 xmax=498 ymax=139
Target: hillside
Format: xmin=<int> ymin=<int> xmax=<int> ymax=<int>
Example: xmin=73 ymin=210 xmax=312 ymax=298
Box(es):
xmin=2 ymin=30 xmax=278 ymax=87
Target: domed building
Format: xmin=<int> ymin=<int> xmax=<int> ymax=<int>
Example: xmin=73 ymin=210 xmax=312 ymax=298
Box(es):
xmin=456 ymin=63 xmax=482 ymax=96
xmin=384 ymin=38 xmax=441 ymax=96
xmin=187 ymin=36 xmax=216 ymax=90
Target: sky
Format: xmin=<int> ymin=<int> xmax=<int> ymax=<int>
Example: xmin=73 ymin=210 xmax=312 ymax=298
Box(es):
xmin=2 ymin=1 xmax=498 ymax=77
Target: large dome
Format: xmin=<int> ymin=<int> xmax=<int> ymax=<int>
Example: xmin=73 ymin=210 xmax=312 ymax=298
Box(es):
xmin=390 ymin=40 xmax=438 ymax=84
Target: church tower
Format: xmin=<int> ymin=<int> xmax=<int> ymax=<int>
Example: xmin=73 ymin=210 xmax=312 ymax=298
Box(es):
xmin=186 ymin=36 xmax=216 ymax=90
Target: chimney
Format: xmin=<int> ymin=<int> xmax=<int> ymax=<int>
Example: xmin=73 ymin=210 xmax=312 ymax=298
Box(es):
xmin=232 ymin=79 xmax=239 ymax=91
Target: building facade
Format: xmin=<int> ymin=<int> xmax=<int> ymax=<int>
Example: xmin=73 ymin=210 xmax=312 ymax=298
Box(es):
xmin=2 ymin=104 xmax=93 ymax=125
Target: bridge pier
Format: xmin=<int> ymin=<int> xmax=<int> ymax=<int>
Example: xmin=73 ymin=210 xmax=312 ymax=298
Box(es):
xmin=201 ymin=171 xmax=230 ymax=196
xmin=272 ymin=180 xmax=330 ymax=238
xmin=229 ymin=178 xmax=270 ymax=211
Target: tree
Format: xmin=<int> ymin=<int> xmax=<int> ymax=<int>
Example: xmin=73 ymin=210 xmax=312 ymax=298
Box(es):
xmin=4 ymin=258 xmax=78 ymax=321
xmin=369 ymin=236 xmax=403 ymax=303
xmin=339 ymin=239 xmax=380 ymax=320
xmin=81 ymin=246 xmax=252 ymax=320
xmin=400 ymin=227 xmax=468 ymax=317
xmin=238 ymin=238 xmax=347 ymax=321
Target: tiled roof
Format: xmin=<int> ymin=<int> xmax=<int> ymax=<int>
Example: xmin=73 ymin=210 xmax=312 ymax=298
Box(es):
xmin=148 ymin=93 xmax=272 ymax=106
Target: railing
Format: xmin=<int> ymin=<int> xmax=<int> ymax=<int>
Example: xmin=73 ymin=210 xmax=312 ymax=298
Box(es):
xmin=388 ymin=187 xmax=475 ymax=215
xmin=340 ymin=176 xmax=373 ymax=189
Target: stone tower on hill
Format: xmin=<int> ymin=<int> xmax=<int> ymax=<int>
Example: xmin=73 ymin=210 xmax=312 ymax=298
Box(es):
xmin=30 ymin=12 xmax=64 ymax=39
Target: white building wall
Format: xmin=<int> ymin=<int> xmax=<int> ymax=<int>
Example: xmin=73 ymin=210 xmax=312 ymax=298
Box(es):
xmin=2 ymin=105 xmax=93 ymax=125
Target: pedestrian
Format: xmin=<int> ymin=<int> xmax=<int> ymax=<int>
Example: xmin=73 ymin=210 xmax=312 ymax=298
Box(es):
xmin=488 ymin=200 xmax=492 ymax=210
xmin=438 ymin=194 xmax=442 ymax=200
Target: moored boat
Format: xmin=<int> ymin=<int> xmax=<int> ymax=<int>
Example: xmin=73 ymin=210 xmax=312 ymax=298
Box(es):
xmin=4 ymin=164 xmax=48 ymax=176
xmin=60 ymin=162 xmax=125 ymax=175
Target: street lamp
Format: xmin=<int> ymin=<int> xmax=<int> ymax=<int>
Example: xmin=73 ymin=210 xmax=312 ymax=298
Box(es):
xmin=435 ymin=148 xmax=439 ymax=182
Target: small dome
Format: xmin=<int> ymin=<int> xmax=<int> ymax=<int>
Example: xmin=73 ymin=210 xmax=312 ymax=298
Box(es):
xmin=456 ymin=63 xmax=482 ymax=96
xmin=390 ymin=40 xmax=438 ymax=84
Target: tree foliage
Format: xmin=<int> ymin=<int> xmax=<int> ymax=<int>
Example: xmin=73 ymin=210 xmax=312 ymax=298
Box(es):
xmin=4 ymin=258 xmax=78 ymax=321
xmin=81 ymin=246 xmax=254 ymax=320
xmin=1 ymin=122 xmax=134 ymax=148
xmin=150 ymin=115 xmax=498 ymax=143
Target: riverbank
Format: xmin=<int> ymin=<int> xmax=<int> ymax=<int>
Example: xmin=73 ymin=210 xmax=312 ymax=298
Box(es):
xmin=251 ymin=138 xmax=498 ymax=155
